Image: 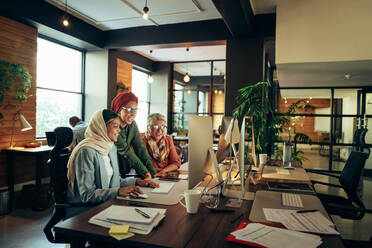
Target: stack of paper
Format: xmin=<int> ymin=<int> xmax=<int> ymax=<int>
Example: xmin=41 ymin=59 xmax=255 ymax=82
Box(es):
xmin=89 ymin=205 xmax=166 ymax=235
xmin=151 ymin=182 xmax=175 ymax=194
xmin=231 ymin=223 xmax=322 ymax=248
xmin=263 ymin=208 xmax=339 ymax=235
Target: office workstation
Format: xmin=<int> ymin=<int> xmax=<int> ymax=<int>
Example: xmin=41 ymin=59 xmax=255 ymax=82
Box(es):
xmin=1 ymin=0 xmax=372 ymax=247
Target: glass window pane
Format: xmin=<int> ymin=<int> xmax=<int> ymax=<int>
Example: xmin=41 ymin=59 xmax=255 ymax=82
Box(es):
xmin=183 ymin=90 xmax=198 ymax=113
xmin=365 ymin=118 xmax=372 ymax=170
xmin=334 ymin=89 xmax=360 ymax=115
xmin=366 ymin=93 xmax=372 ymax=115
xmin=278 ymin=89 xmax=331 ymax=114
xmin=36 ymin=89 xmax=82 ymax=137
xmin=332 ymin=145 xmax=353 ymax=171
xmin=173 ymin=113 xmax=192 ymax=135
xmin=37 ymin=38 xmax=82 ymax=92
xmin=132 ymin=69 xmax=149 ymax=102
xmin=332 ymin=117 xmax=356 ymax=144
xmin=174 ymin=90 xmax=184 ymax=113
xmin=136 ymin=102 xmax=149 ymax=133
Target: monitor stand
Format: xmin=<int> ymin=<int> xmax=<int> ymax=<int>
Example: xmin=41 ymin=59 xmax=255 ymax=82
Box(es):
xmin=283 ymin=162 xmax=295 ymax=170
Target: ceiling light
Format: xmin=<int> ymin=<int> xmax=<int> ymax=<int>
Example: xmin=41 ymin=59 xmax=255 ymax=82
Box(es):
xmin=218 ymin=90 xmax=222 ymax=94
xmin=61 ymin=0 xmax=70 ymax=27
xmin=184 ymin=73 xmax=190 ymax=83
xmin=148 ymin=74 xmax=154 ymax=83
xmin=214 ymin=89 xmax=218 ymax=94
xmin=143 ymin=0 xmax=149 ymax=19
xmin=187 ymin=89 xmax=191 ymax=94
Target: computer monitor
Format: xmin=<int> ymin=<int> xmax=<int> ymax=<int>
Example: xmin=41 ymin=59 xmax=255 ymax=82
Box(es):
xmin=188 ymin=116 xmax=214 ymax=189
xmin=216 ymin=117 xmax=240 ymax=163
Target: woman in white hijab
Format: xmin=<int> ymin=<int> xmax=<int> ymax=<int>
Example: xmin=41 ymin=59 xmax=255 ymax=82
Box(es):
xmin=66 ymin=109 xmax=158 ymax=216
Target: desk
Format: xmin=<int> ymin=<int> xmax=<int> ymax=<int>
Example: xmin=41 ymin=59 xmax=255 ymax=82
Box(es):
xmin=4 ymin=146 xmax=53 ymax=211
xmin=54 ymin=187 xmax=344 ymax=247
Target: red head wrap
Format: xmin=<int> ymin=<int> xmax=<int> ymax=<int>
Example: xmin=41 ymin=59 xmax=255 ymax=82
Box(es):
xmin=110 ymin=92 xmax=138 ymax=113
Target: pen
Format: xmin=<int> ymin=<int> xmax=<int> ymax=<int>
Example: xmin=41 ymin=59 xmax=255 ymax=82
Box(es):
xmin=135 ymin=208 xmax=150 ymax=218
xmin=296 ymin=209 xmax=318 ymax=213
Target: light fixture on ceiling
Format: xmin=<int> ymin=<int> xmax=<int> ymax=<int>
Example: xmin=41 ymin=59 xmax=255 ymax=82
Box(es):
xmin=143 ymin=0 xmax=149 ymax=19
xmin=184 ymin=48 xmax=191 ymax=83
xmin=61 ymin=0 xmax=70 ymax=27
xmin=345 ymin=73 xmax=352 ymax=79
xmin=214 ymin=89 xmax=218 ymax=94
xmin=148 ymin=74 xmax=154 ymax=83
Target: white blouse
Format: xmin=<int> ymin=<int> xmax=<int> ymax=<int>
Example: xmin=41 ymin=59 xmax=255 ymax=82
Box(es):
xmin=102 ymin=155 xmax=113 ymax=185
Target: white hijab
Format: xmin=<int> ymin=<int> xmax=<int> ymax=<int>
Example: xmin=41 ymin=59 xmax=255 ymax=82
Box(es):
xmin=67 ymin=109 xmax=114 ymax=194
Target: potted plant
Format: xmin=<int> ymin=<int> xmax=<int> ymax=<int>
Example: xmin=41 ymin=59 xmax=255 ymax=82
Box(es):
xmin=0 ymin=60 xmax=32 ymax=121
xmin=233 ymin=82 xmax=312 ymax=165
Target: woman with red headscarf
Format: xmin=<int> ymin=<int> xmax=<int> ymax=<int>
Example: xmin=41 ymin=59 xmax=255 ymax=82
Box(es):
xmin=111 ymin=92 xmax=156 ymax=180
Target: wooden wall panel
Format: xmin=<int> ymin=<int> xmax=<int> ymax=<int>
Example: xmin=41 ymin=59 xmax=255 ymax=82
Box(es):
xmin=116 ymin=58 xmax=132 ymax=96
xmin=0 ymin=16 xmax=38 ymax=187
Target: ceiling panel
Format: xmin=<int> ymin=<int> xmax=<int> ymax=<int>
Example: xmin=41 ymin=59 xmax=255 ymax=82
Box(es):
xmin=46 ymin=0 xmax=222 ymax=30
xmin=135 ymin=45 xmax=226 ymax=62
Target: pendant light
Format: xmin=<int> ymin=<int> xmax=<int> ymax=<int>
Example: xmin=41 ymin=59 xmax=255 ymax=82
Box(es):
xmin=143 ymin=0 xmax=149 ymax=19
xmin=184 ymin=48 xmax=191 ymax=83
xmin=61 ymin=0 xmax=70 ymax=27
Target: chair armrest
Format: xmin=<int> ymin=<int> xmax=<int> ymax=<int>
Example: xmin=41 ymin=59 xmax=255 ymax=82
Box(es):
xmin=328 ymin=203 xmax=372 ymax=214
xmin=306 ymin=169 xmax=340 ymax=179
xmin=311 ymin=180 xmax=342 ymax=188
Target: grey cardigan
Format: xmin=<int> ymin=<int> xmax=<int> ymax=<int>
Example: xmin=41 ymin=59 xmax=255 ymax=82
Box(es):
xmin=66 ymin=145 xmax=136 ymax=217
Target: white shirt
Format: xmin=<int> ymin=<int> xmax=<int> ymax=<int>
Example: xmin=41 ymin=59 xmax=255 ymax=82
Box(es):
xmin=102 ymin=155 xmax=113 ymax=185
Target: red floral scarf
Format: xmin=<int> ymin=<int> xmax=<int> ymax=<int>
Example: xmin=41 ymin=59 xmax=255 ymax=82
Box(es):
xmin=145 ymin=134 xmax=169 ymax=163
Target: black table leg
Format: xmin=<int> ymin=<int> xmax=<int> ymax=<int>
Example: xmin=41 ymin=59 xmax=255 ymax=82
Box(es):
xmin=6 ymin=152 xmax=14 ymax=212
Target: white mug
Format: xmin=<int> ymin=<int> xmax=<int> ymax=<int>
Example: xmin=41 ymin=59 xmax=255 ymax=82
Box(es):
xmin=259 ymin=153 xmax=269 ymax=165
xmin=178 ymin=189 xmax=201 ymax=214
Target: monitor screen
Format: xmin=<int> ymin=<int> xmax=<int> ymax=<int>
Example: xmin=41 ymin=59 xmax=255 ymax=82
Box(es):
xmin=188 ymin=116 xmax=213 ymax=189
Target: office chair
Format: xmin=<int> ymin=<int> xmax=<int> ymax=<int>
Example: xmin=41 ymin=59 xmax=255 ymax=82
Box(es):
xmin=43 ymin=127 xmax=96 ymax=244
xmin=308 ymin=151 xmax=370 ymax=220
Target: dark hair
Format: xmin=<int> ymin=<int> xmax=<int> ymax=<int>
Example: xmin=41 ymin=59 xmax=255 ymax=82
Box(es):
xmin=69 ymin=116 xmax=81 ymax=127
xmin=102 ymin=109 xmax=119 ymax=124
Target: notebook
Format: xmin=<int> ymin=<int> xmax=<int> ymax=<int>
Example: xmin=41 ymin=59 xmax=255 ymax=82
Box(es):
xmin=90 ymin=205 xmax=159 ymax=224
xmin=151 ymin=182 xmax=175 ymax=194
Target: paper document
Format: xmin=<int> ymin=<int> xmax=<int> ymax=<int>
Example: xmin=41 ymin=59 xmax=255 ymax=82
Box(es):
xmin=276 ymin=168 xmax=290 ymax=175
xmin=151 ymin=182 xmax=175 ymax=194
xmin=178 ymin=174 xmax=188 ymax=180
xmin=231 ymin=223 xmax=322 ymax=248
xmin=89 ymin=205 xmax=166 ymax=235
xmin=178 ymin=162 xmax=189 ymax=171
xmin=263 ymin=208 xmax=339 ymax=235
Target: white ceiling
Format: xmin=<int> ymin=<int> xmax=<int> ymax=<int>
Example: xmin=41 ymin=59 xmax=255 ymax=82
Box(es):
xmin=250 ymin=0 xmax=276 ymax=15
xmin=174 ymin=60 xmax=225 ymax=76
xmin=135 ymin=45 xmax=226 ymax=62
xmin=46 ymin=0 xmax=222 ymax=30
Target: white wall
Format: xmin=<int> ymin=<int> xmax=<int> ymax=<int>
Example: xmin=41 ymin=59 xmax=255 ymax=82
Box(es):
xmin=85 ymin=50 xmax=109 ymax=121
xmin=276 ymin=0 xmax=372 ymax=64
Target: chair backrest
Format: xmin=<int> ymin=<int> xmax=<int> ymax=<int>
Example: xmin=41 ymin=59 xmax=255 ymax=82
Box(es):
xmin=339 ymin=151 xmax=369 ymax=208
xmin=48 ymin=127 xmax=73 ymax=204
xmin=353 ymin=128 xmax=363 ymax=151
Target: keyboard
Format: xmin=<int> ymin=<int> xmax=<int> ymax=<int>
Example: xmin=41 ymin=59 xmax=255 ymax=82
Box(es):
xmin=281 ymin=193 xmax=303 ymax=208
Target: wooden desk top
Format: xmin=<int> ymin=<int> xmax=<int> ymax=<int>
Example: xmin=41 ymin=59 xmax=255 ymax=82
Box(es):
xmin=54 ymin=188 xmax=344 ymax=247
xmin=4 ymin=145 xmax=53 ymax=153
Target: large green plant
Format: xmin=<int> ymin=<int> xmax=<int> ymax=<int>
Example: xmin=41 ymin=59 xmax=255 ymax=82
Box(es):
xmin=0 ymin=60 xmax=32 ymax=121
xmin=233 ymin=82 xmax=282 ymax=153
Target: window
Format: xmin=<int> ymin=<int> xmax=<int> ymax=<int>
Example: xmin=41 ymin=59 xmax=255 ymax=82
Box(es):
xmin=132 ymin=69 xmax=150 ymax=133
xmin=36 ymin=38 xmax=84 ymax=138
xmin=171 ymin=60 xmax=225 ymax=134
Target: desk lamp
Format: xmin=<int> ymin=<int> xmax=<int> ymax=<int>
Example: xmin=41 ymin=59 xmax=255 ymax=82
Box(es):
xmin=10 ymin=111 xmax=32 ymax=148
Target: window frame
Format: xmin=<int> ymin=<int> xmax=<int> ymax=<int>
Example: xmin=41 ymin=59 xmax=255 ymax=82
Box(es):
xmin=36 ymin=35 xmax=85 ymax=138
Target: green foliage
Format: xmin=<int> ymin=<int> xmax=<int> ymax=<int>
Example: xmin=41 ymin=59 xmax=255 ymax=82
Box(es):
xmin=233 ymin=82 xmax=282 ymax=153
xmin=0 ymin=60 xmax=32 ymax=121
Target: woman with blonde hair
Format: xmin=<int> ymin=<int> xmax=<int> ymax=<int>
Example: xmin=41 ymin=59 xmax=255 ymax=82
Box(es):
xmin=143 ymin=113 xmax=181 ymax=177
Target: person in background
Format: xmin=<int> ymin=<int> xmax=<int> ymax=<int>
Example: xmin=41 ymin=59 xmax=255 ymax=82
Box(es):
xmin=69 ymin=116 xmax=88 ymax=149
xmin=66 ymin=109 xmax=158 ymax=217
xmin=143 ymin=113 xmax=181 ymax=177
xmin=111 ymin=92 xmax=156 ymax=180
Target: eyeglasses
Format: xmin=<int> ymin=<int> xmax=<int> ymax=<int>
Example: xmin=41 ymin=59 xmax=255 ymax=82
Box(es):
xmin=151 ymin=124 xmax=167 ymax=130
xmin=122 ymin=107 xmax=138 ymax=114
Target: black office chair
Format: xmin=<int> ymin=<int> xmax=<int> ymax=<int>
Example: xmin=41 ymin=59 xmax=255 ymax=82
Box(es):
xmin=43 ymin=127 xmax=95 ymax=244
xmin=308 ymin=151 xmax=370 ymax=220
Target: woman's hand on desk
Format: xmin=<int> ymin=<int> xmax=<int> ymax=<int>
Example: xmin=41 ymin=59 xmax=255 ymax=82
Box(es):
xmin=118 ymin=185 xmax=143 ymax=198
xmin=144 ymin=172 xmax=152 ymax=180
xmin=136 ymin=179 xmax=159 ymax=188
xmin=154 ymin=171 xmax=167 ymax=178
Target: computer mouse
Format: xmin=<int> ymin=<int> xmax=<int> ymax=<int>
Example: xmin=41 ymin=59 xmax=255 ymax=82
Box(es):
xmin=136 ymin=193 xmax=149 ymax=199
